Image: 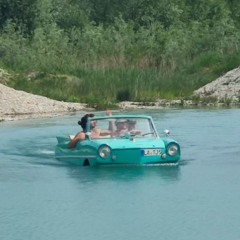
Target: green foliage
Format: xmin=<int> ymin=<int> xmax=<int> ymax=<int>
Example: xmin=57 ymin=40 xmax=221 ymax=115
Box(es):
xmin=116 ymin=89 xmax=131 ymax=101
xmin=53 ymin=0 xmax=90 ymax=30
xmin=228 ymin=0 xmax=240 ymax=28
xmin=0 ymin=0 xmax=37 ymax=35
xmin=85 ymin=95 xmax=117 ymax=110
xmin=83 ymin=0 xmax=129 ymax=25
xmin=0 ymin=0 xmax=240 ymax=108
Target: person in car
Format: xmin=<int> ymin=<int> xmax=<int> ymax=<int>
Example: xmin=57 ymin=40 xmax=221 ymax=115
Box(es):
xmin=127 ymin=119 xmax=142 ymax=135
xmin=68 ymin=113 xmax=110 ymax=148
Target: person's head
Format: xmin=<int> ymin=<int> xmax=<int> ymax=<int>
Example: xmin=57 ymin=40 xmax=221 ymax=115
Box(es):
xmin=127 ymin=119 xmax=136 ymax=131
xmin=115 ymin=119 xmax=128 ymax=130
xmin=90 ymin=119 xmax=98 ymax=129
xmin=78 ymin=113 xmax=95 ymax=131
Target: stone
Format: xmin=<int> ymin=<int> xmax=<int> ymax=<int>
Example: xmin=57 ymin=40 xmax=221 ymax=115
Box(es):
xmin=193 ymin=67 xmax=240 ymax=101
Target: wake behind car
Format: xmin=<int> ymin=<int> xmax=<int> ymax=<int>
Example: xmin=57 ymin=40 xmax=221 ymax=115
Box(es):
xmin=55 ymin=115 xmax=181 ymax=166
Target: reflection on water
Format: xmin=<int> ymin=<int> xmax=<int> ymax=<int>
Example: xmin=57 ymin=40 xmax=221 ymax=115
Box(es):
xmin=65 ymin=164 xmax=181 ymax=184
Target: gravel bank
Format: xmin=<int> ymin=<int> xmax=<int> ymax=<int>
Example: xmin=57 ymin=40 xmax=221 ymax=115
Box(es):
xmin=193 ymin=67 xmax=240 ymax=102
xmin=0 ymin=83 xmax=90 ymax=121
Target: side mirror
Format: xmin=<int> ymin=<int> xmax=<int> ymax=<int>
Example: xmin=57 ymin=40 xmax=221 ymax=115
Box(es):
xmin=164 ymin=129 xmax=170 ymax=137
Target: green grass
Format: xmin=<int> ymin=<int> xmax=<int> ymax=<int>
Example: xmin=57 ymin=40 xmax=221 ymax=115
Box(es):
xmin=7 ymin=49 xmax=239 ymax=110
xmin=2 ymin=23 xmax=240 ymax=110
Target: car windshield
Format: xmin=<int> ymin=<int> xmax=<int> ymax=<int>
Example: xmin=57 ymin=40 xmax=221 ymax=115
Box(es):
xmin=90 ymin=117 xmax=158 ymax=139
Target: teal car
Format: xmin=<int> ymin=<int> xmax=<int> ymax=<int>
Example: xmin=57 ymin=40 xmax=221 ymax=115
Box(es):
xmin=55 ymin=115 xmax=181 ymax=166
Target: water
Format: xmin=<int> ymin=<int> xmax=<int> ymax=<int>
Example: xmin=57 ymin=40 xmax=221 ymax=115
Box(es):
xmin=0 ymin=108 xmax=240 ymax=240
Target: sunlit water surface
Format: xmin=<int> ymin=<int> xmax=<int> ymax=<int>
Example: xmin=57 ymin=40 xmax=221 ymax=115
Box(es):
xmin=1 ymin=108 xmax=240 ymax=240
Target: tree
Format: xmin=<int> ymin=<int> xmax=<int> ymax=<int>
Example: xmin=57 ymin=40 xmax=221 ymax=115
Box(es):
xmin=0 ymin=0 xmax=37 ymax=35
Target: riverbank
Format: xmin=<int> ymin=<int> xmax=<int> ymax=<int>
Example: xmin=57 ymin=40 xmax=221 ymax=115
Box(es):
xmin=1 ymin=67 xmax=240 ymax=122
xmin=0 ymin=83 xmax=93 ymax=121
xmin=118 ymin=67 xmax=240 ymax=109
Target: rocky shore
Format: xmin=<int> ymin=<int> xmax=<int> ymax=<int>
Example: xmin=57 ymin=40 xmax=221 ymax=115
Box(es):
xmin=193 ymin=67 xmax=240 ymax=103
xmin=0 ymin=83 xmax=91 ymax=121
xmin=1 ymin=67 xmax=240 ymax=122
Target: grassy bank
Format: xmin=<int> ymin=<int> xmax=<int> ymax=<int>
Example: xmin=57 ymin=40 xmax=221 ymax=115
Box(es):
xmin=1 ymin=1 xmax=240 ymax=109
xmin=4 ymin=50 xmax=240 ymax=109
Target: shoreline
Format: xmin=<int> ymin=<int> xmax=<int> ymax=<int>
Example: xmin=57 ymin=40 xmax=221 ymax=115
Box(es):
xmin=1 ymin=65 xmax=240 ymax=122
xmin=1 ymin=99 xmax=239 ymax=122
xmin=0 ymin=83 xmax=92 ymax=122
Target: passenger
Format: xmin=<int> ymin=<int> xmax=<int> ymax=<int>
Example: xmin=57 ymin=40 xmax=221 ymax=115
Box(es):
xmin=68 ymin=114 xmax=94 ymax=148
xmin=68 ymin=113 xmax=110 ymax=148
xmin=106 ymin=110 xmax=139 ymax=136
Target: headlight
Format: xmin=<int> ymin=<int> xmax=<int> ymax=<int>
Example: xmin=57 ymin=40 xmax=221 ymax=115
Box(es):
xmin=167 ymin=143 xmax=179 ymax=156
xmin=98 ymin=145 xmax=111 ymax=158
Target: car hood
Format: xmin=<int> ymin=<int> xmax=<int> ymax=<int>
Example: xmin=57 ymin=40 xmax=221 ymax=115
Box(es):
xmin=91 ymin=138 xmax=166 ymax=149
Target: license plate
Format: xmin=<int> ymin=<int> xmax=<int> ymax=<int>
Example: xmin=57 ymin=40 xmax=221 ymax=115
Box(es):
xmin=142 ymin=149 xmax=162 ymax=156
